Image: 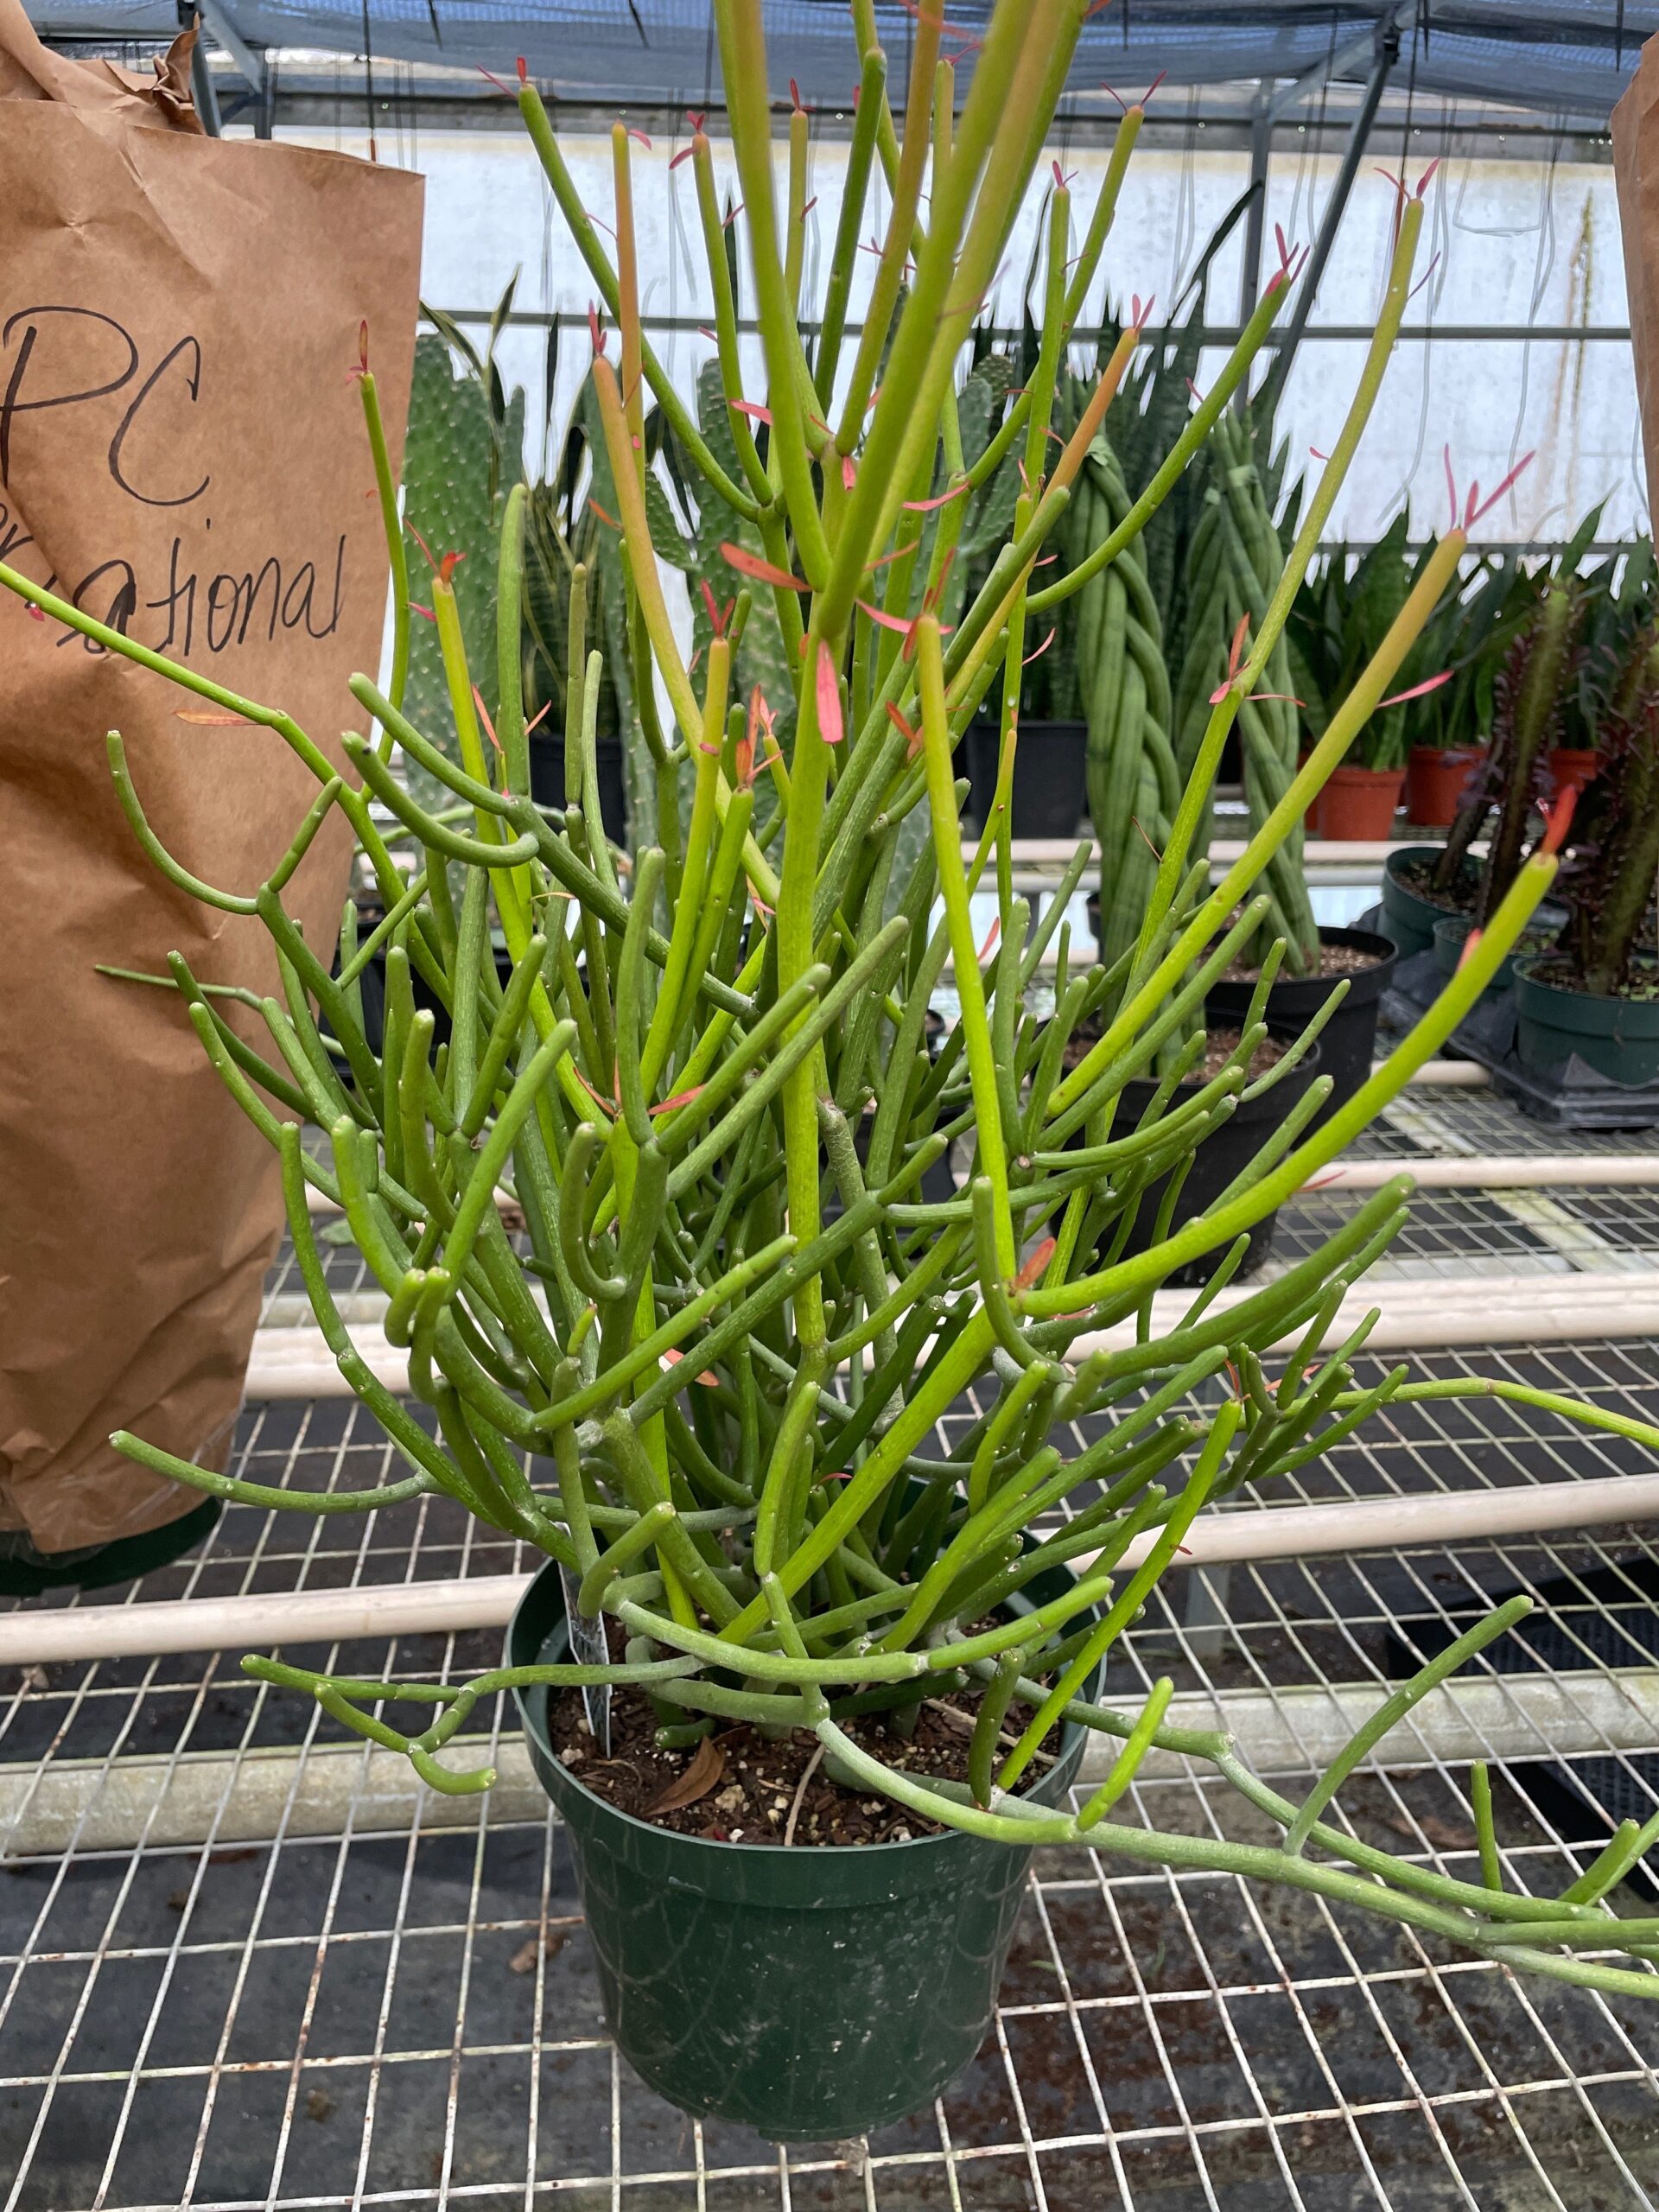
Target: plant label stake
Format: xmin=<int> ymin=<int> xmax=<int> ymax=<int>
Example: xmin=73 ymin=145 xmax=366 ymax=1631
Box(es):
xmin=560 ymin=1564 xmax=612 ymax=1754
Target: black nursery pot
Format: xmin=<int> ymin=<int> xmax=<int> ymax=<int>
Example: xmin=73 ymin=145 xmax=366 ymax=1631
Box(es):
xmin=965 ymin=716 xmax=1087 ymax=839
xmin=1098 ymin=1037 xmax=1323 ymax=1287
xmin=1204 ymin=926 xmax=1395 ymax=1135
xmin=529 ymin=729 xmax=629 ymax=849
xmin=511 ymin=1556 xmax=1096 ymax=2142
xmin=337 ymin=915 xmax=509 ymax=1060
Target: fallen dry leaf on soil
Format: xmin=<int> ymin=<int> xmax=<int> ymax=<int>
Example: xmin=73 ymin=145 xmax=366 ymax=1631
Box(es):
xmin=645 ymin=1734 xmax=725 ymax=1816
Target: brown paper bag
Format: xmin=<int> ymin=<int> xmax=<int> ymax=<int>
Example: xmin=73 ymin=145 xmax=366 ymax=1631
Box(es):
xmin=0 ymin=0 xmax=423 ymax=1554
xmin=1615 ymin=42 xmax=1659 ymax=531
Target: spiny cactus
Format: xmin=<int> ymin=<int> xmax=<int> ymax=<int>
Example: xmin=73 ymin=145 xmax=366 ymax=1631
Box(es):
xmin=400 ymin=326 xmax=526 ymax=807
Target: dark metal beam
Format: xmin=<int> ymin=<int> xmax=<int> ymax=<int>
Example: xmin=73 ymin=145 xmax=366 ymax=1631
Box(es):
xmin=181 ymin=3 xmax=223 ymax=133
xmin=1236 ymin=103 xmax=1274 ymax=329
xmin=1258 ymin=16 xmax=1400 ymax=420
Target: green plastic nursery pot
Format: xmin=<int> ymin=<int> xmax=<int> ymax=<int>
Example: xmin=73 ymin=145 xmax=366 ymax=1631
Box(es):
xmin=510 ymin=1556 xmax=1096 ymax=2141
xmin=1514 ymin=957 xmax=1659 ymax=1088
xmin=1432 ymin=912 xmax=1559 ymax=996
xmin=1381 ymin=845 xmax=1471 ymax=959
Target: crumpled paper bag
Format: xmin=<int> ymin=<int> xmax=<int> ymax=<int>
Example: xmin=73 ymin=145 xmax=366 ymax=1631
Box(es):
xmin=0 ymin=0 xmax=423 ymax=1551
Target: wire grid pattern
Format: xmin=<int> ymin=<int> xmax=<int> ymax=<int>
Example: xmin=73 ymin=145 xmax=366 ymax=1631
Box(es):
xmin=257 ymin=1090 xmax=1659 ymax=1322
xmin=9 ymin=1345 xmax=1659 ymax=2204
xmin=1364 ymin=1089 xmax=1659 ymax=1162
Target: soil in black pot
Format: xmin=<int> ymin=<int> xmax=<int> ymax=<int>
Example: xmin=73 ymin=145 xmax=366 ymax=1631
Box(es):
xmin=550 ymin=1695 xmax=995 ymax=1847
xmin=1388 ymin=850 xmax=1478 ymax=919
xmin=1053 ymin=1020 xmax=1315 ymax=1286
xmin=1522 ymin=953 xmax=1659 ymax=1003
xmin=1060 ymin=1020 xmax=1285 ymax=1082
xmin=1205 ymin=925 xmax=1395 ymax=1137
xmin=1220 ymin=938 xmax=1382 ymax=984
xmin=547 ymin=1618 xmax=1052 ymax=1847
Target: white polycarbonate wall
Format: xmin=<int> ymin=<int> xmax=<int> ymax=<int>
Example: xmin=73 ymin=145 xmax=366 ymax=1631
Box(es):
xmin=283 ymin=115 xmax=1647 ymax=544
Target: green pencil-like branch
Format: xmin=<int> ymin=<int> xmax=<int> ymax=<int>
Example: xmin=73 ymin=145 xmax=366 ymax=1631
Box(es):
xmin=11 ymin=0 xmax=1645 ymax=1996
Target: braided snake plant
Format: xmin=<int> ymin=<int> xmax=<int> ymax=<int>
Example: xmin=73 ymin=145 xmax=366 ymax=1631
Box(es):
xmin=10 ymin=0 xmax=1659 ymax=2005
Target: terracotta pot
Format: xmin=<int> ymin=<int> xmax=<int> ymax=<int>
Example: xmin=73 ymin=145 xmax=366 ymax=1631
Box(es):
xmin=1546 ymin=746 xmax=1601 ymax=803
xmin=1310 ymin=764 xmax=1405 ymax=840
xmin=1405 ymin=744 xmax=1484 ymax=828
xmin=1297 ymin=749 xmax=1319 ymax=833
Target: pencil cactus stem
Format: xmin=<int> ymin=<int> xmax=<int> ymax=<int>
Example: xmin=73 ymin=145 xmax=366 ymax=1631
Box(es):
xmin=1022 ymin=182 xmax=1071 ymax=493
xmin=848 ymin=0 xmax=902 ymax=183
xmin=1249 ymin=194 xmax=1428 ymax=689
xmin=357 ymin=365 xmax=410 ymax=745
xmin=1128 ymin=196 xmax=1429 ymax=974
xmin=1028 ymin=275 xmax=1293 ymax=616
xmin=918 ymin=616 xmax=1014 ymax=1275
xmin=496 ymin=483 xmax=530 ymax=798
xmin=1064 ymin=103 xmax=1143 ymax=323
xmin=931 ymin=57 xmax=954 ymax=188
xmin=997 ymin=1402 xmax=1240 ymax=1793
xmin=1025 ymin=849 xmax=1559 ymax=1323
xmin=517 ymin=80 xmax=763 ymax=522
xmin=814 ymin=44 xmax=887 ymax=411
xmin=785 ymin=103 xmax=810 ymax=310
xmin=833 ymin=0 xmax=941 ymax=447
xmin=712 ymin=0 xmax=831 ymax=587
xmin=775 ymin=622 xmax=836 ymax=1350
xmin=610 ymin=122 xmax=645 ymax=457
xmin=641 ymin=639 xmax=729 ymax=1092
xmin=1284 ymin=1599 xmax=1533 ymax=1856
xmin=867 ymin=0 xmax=1081 ymax=563
xmin=689 ymin=134 xmax=773 ymax=502
xmin=591 ymin=358 xmax=701 ymax=743
xmin=563 ymin=563 xmax=588 ymax=797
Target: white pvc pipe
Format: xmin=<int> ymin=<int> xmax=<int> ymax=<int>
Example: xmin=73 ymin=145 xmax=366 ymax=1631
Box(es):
xmin=5 ymin=1669 xmax=1649 ymax=1857
xmin=969 ymin=837 xmax=1478 ymax=869
xmin=9 ymin=1467 xmax=1659 ymax=1669
xmin=247 ymin=1270 xmax=1659 ymax=1402
xmin=1307 ymin=1154 xmax=1659 ymax=1191
xmin=1397 ymin=1058 xmax=1491 ymax=1087
xmin=1069 ymin=1273 xmax=1659 ymax=1357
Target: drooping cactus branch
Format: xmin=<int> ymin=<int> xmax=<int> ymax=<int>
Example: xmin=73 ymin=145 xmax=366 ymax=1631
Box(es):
xmin=5 ymin=0 xmax=1659 ymax=2001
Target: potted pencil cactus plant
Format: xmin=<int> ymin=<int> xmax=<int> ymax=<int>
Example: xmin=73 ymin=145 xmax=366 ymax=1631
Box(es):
xmin=13 ymin=0 xmax=1659 ymax=2145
